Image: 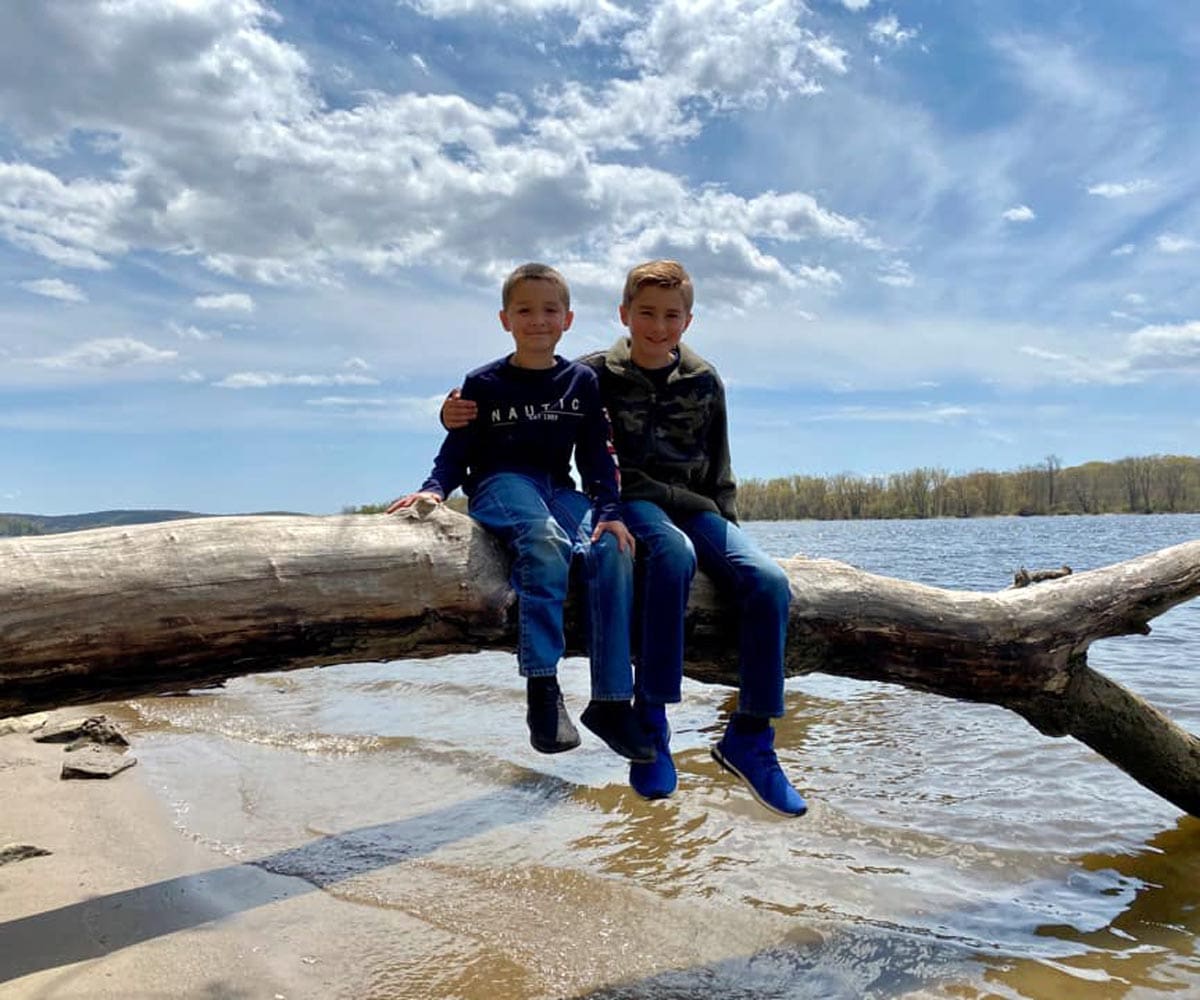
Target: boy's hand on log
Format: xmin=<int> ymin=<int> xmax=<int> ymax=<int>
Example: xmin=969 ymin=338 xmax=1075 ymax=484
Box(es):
xmin=386 ymin=492 xmax=442 ymax=514
xmin=593 ymin=519 xmax=635 ymax=555
xmin=441 ymin=388 xmax=477 ymax=430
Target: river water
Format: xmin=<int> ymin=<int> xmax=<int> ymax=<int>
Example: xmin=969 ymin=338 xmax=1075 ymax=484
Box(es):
xmin=118 ymin=514 xmax=1200 ymax=998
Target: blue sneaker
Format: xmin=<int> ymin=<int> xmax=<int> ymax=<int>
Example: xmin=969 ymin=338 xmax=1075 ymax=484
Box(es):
xmin=711 ymin=722 xmax=807 ymax=817
xmin=630 ymin=704 xmax=676 ymax=800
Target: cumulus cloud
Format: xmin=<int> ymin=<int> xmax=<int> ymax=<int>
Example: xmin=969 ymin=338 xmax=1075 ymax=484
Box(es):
xmin=1087 ymin=179 xmax=1153 ymax=198
xmin=35 ymin=337 xmax=178 ymax=369
xmin=194 ymin=293 xmax=255 ymax=312
xmin=0 ymin=163 xmax=129 ymax=270
xmin=0 ymin=0 xmax=880 ymax=315
xmin=1003 ymin=204 xmax=1036 ymax=222
xmin=18 ymin=278 xmax=87 ymax=302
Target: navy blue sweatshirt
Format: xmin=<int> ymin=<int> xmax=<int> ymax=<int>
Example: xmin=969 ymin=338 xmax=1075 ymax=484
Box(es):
xmin=420 ymin=355 xmax=622 ymax=523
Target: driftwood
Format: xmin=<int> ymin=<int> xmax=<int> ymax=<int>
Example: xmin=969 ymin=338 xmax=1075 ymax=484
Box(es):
xmin=2 ymin=506 xmax=1199 ymax=816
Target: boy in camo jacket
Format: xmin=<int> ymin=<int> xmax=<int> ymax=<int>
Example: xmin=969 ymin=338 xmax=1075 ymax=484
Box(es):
xmin=443 ymin=260 xmax=807 ymax=817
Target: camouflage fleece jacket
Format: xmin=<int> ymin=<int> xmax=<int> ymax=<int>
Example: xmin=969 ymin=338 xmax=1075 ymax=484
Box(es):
xmin=579 ymin=336 xmax=738 ymax=523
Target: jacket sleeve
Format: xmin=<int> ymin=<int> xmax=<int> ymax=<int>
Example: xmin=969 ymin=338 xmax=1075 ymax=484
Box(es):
xmin=420 ymin=375 xmax=477 ymax=497
xmin=573 ymin=376 xmax=623 ymax=524
xmin=419 ymin=430 xmax=468 ymax=499
xmin=704 ymin=375 xmax=739 ymax=523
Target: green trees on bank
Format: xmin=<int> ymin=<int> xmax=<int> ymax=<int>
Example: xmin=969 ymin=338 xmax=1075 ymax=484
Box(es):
xmin=737 ymin=454 xmax=1200 ymax=521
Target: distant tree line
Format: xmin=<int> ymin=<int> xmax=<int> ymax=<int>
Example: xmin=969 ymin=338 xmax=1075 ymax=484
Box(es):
xmin=0 ymin=516 xmax=43 ymax=536
xmin=736 ymin=454 xmax=1200 ymax=521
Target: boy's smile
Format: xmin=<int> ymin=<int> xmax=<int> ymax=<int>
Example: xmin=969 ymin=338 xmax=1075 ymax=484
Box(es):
xmin=620 ymin=284 xmax=692 ymax=370
xmin=500 ymin=278 xmax=573 ymax=369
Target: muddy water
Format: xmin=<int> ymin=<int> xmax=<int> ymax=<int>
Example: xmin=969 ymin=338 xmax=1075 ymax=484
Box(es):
xmin=119 ymin=515 xmax=1200 ymax=998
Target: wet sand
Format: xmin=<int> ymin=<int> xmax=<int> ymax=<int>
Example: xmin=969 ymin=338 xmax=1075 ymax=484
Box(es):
xmin=0 ymin=711 xmax=372 ymax=999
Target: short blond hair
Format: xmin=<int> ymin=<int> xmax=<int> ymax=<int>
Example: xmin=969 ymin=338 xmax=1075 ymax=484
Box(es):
xmin=502 ymin=262 xmax=571 ymax=310
xmin=622 ymin=259 xmax=694 ymax=311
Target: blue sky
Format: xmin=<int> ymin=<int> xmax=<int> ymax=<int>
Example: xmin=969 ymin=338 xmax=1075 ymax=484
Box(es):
xmin=1 ymin=0 xmax=1197 ymax=515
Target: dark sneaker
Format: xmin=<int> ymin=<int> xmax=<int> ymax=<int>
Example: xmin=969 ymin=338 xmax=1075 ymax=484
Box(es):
xmin=580 ymin=700 xmax=656 ymax=762
xmin=630 ymin=706 xmax=676 ymax=799
xmin=711 ymin=722 xmax=807 ymax=817
xmin=526 ymin=677 xmax=581 ymax=754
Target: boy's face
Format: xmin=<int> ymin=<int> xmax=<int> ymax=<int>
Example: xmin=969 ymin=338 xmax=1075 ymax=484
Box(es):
xmin=499 ymin=279 xmax=573 ymax=357
xmin=620 ymin=284 xmax=692 ymax=369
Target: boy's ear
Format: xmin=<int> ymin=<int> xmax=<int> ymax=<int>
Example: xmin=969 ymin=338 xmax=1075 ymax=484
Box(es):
xmin=563 ymin=309 xmax=574 ymax=332
xmin=618 ymin=303 xmax=630 ymax=328
xmin=498 ymin=308 xmax=511 ymax=331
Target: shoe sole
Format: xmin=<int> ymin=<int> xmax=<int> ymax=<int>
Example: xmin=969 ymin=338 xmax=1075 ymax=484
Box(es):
xmin=711 ymin=745 xmax=807 ymax=818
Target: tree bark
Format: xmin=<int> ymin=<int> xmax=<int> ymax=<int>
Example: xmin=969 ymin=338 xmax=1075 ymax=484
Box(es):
xmin=2 ymin=506 xmax=1199 ymax=814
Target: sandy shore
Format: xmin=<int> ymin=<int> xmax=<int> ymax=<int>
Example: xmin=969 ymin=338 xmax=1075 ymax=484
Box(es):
xmin=0 ymin=710 xmax=368 ymax=1000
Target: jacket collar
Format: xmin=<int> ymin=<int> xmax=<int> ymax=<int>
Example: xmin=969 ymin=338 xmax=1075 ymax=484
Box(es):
xmin=604 ymin=336 xmax=711 ymax=381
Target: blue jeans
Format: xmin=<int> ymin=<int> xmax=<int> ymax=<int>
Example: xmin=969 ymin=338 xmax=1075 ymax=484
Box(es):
xmin=468 ymin=473 xmax=634 ymax=700
xmin=622 ymin=501 xmax=790 ymax=717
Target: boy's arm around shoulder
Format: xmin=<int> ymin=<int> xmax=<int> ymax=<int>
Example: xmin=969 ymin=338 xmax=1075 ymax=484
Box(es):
xmin=571 ymin=366 xmax=624 ymax=524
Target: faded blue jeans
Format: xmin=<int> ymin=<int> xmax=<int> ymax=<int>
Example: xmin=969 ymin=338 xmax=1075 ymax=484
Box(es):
xmin=622 ymin=501 xmax=790 ymax=717
xmin=468 ymin=472 xmax=634 ymax=700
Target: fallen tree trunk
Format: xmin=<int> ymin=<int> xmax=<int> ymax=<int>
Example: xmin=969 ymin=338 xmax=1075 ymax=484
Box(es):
xmin=2 ymin=506 xmax=1199 ymax=815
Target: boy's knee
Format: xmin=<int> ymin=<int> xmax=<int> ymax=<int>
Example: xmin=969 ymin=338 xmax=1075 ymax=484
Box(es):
xmin=588 ymin=532 xmax=634 ymax=575
xmin=758 ymin=562 xmax=792 ymax=607
xmin=516 ymin=519 xmax=572 ymax=564
xmin=649 ymin=533 xmax=696 ymax=579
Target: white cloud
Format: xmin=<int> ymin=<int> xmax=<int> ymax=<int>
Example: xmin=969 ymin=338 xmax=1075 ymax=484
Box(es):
xmin=1020 ymin=320 xmax=1200 ymax=383
xmin=1003 ymin=204 xmax=1036 ymax=222
xmin=877 ymin=260 xmax=914 ymax=287
xmin=841 ymin=0 xmax=871 ymax=9
xmin=194 ymin=293 xmax=255 ymax=312
xmin=0 ymin=0 xmax=879 ymax=314
xmin=18 ymin=278 xmax=87 ymax=302
xmin=1111 ymin=243 xmax=1136 ymax=256
xmin=0 ymin=163 xmax=129 ymax=270
xmin=306 ymin=396 xmax=387 ymax=407
xmin=1017 ymin=344 xmax=1128 ymax=384
xmin=1126 ymin=320 xmax=1200 ymax=371
xmin=1086 ymin=179 xmax=1153 ymax=199
xmin=169 ymin=321 xmax=221 ymax=342
xmin=35 ymin=337 xmax=178 ymax=369
xmin=404 ymin=0 xmax=636 ymax=43
xmin=811 ymin=404 xmax=971 ymax=424
xmin=1155 ymin=233 xmax=1196 ymax=254
xmin=869 ymin=15 xmax=917 ymax=47
xmin=214 ymin=371 xmax=381 ymax=389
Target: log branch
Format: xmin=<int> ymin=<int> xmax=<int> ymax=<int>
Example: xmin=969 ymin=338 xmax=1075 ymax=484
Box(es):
xmin=2 ymin=507 xmax=1199 ymax=814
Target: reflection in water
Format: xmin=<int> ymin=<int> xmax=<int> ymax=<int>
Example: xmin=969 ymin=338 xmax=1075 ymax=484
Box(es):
xmin=982 ymin=817 xmax=1200 ymax=998
xmin=101 ymin=515 xmax=1200 ymax=998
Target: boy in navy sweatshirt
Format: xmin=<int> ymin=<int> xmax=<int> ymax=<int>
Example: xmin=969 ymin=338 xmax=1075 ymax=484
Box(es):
xmin=388 ymin=263 xmax=653 ymax=764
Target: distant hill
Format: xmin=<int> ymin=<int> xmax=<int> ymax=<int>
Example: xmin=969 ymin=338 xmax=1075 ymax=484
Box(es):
xmin=0 ymin=509 xmax=303 ymax=537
